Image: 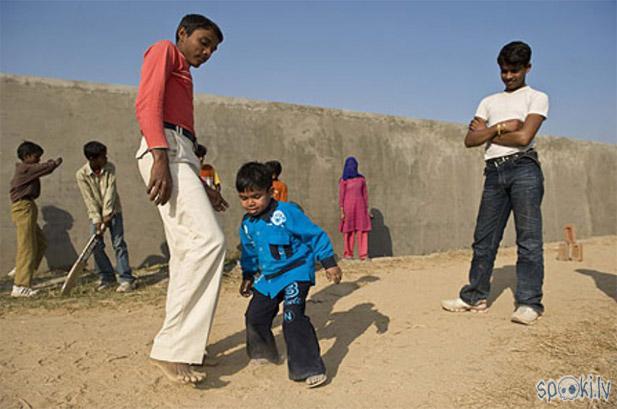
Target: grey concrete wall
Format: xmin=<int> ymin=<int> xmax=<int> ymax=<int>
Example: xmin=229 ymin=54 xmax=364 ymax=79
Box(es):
xmin=1 ymin=74 xmax=616 ymax=273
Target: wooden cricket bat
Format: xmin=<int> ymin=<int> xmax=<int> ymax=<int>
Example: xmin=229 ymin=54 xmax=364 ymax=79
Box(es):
xmin=60 ymin=233 xmax=101 ymax=295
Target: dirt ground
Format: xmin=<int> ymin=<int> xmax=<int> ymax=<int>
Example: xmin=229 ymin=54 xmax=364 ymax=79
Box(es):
xmin=1 ymin=236 xmax=615 ymax=409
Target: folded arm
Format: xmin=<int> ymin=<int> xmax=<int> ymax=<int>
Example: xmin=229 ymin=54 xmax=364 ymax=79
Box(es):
xmin=465 ymin=114 xmax=545 ymax=148
xmin=491 ymin=114 xmax=546 ymax=147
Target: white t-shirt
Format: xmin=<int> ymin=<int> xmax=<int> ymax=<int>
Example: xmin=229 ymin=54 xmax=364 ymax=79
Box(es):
xmin=475 ymin=86 xmax=549 ymax=160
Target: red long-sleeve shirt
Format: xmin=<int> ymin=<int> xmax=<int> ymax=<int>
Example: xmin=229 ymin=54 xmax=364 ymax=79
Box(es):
xmin=135 ymin=40 xmax=195 ymax=149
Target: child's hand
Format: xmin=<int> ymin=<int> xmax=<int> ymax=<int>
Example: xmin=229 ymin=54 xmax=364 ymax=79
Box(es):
xmin=325 ymin=266 xmax=342 ymax=284
xmin=95 ymin=222 xmax=107 ymax=235
xmin=239 ymin=278 xmax=254 ymax=297
xmin=55 ymin=157 xmax=63 ymax=166
xmin=340 ymin=210 xmax=345 ymax=220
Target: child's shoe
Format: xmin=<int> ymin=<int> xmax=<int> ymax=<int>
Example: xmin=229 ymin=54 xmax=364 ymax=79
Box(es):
xmin=249 ymin=358 xmax=271 ymax=367
xmin=441 ymin=297 xmax=488 ymax=312
xmin=11 ymin=285 xmax=39 ymax=298
xmin=305 ymin=373 xmax=327 ymax=388
xmin=7 ymin=267 xmax=16 ymax=277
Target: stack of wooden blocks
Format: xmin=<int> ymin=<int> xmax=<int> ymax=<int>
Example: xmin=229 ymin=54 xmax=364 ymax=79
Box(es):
xmin=556 ymin=224 xmax=583 ymax=262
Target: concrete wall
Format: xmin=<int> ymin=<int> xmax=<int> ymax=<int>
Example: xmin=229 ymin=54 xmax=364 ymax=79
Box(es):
xmin=1 ymin=74 xmax=616 ymax=273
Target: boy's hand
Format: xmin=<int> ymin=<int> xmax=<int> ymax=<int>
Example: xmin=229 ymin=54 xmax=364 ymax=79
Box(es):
xmin=96 ymin=222 xmax=107 ymax=235
xmin=148 ymin=149 xmax=172 ymax=206
xmin=54 ymin=157 xmax=63 ymax=166
xmin=239 ymin=278 xmax=254 ymax=297
xmin=205 ymin=185 xmax=229 ymax=212
xmin=325 ymin=266 xmax=342 ymax=284
xmin=102 ymin=215 xmax=113 ymax=225
xmin=469 ymin=117 xmax=487 ymax=131
xmin=500 ymin=119 xmax=524 ymax=133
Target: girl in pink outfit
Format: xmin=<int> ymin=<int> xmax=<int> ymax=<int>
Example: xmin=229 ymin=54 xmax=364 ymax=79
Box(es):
xmin=338 ymin=157 xmax=372 ymax=260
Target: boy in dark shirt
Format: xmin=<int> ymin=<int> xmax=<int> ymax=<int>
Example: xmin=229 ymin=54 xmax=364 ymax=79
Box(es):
xmin=9 ymin=141 xmax=62 ymax=297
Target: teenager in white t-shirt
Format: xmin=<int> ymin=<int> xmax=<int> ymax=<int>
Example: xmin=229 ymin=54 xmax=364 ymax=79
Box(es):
xmin=442 ymin=41 xmax=549 ymax=325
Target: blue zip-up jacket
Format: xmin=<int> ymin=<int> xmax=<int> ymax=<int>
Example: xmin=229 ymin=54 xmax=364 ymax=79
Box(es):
xmin=239 ymin=200 xmax=338 ymax=298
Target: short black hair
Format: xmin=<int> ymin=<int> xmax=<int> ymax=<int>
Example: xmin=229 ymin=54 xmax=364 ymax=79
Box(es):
xmin=195 ymin=144 xmax=207 ymax=159
xmin=17 ymin=141 xmax=43 ymax=160
xmin=497 ymin=41 xmax=532 ymax=68
xmin=83 ymin=141 xmax=107 ymax=160
xmin=265 ymin=160 xmax=282 ymax=178
xmin=236 ymin=162 xmax=272 ymax=192
xmin=176 ymin=14 xmax=224 ymax=43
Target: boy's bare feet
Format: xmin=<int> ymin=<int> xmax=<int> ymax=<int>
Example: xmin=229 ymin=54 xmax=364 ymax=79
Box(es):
xmin=150 ymin=358 xmax=206 ymax=384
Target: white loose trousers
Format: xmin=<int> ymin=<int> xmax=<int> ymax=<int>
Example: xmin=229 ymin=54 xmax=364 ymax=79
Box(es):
xmin=136 ymin=129 xmax=225 ymax=364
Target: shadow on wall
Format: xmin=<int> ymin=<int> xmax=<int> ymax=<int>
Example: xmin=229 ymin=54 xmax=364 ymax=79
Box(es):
xmin=41 ymin=205 xmax=78 ymax=270
xmin=368 ymin=208 xmax=392 ymax=258
xmin=138 ymin=241 xmax=170 ymax=269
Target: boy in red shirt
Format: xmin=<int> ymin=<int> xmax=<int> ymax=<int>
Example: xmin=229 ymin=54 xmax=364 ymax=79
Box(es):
xmin=135 ymin=14 xmax=228 ymax=385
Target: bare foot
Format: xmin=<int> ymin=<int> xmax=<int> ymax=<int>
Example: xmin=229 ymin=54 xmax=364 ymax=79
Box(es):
xmin=150 ymin=358 xmax=206 ymax=384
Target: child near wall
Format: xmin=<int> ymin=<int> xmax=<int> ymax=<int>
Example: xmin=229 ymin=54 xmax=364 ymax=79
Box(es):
xmin=9 ymin=141 xmax=62 ymax=297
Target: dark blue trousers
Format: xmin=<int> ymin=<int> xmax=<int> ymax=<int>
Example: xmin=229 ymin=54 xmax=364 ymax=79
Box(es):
xmin=460 ymin=153 xmax=545 ymax=313
xmin=245 ymin=281 xmax=326 ymax=380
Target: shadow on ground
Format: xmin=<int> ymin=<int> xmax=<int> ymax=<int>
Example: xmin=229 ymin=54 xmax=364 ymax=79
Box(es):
xmin=487 ymin=265 xmax=517 ymax=308
xmin=576 ymin=269 xmax=617 ymax=302
xmin=199 ymin=275 xmax=389 ymax=388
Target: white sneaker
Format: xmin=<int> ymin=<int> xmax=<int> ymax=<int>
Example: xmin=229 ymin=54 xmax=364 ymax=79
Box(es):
xmin=11 ymin=285 xmax=39 ymax=298
xmin=116 ymin=281 xmax=137 ymax=293
xmin=511 ymin=306 xmax=542 ymax=325
xmin=97 ymin=281 xmax=116 ymax=291
xmin=441 ymin=297 xmax=488 ymax=312
xmin=7 ymin=267 xmax=16 ymax=278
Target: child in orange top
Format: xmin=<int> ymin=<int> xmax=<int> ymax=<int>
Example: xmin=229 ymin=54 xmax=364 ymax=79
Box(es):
xmin=196 ymin=145 xmax=221 ymax=191
xmin=266 ymin=160 xmax=288 ymax=202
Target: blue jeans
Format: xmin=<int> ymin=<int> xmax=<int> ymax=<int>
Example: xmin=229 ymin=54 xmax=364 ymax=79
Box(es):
xmin=245 ymin=282 xmax=325 ymax=380
xmin=459 ymin=153 xmax=544 ymax=313
xmin=89 ymin=213 xmax=134 ymax=284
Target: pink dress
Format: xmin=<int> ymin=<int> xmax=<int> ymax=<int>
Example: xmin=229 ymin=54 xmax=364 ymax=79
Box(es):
xmin=339 ymin=177 xmax=372 ymax=233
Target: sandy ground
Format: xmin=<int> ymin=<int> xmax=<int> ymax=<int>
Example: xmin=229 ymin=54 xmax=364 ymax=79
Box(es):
xmin=0 ymin=236 xmax=615 ymax=409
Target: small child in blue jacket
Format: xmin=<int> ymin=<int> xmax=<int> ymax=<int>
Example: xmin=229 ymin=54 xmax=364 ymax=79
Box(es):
xmin=236 ymin=162 xmax=342 ymax=388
